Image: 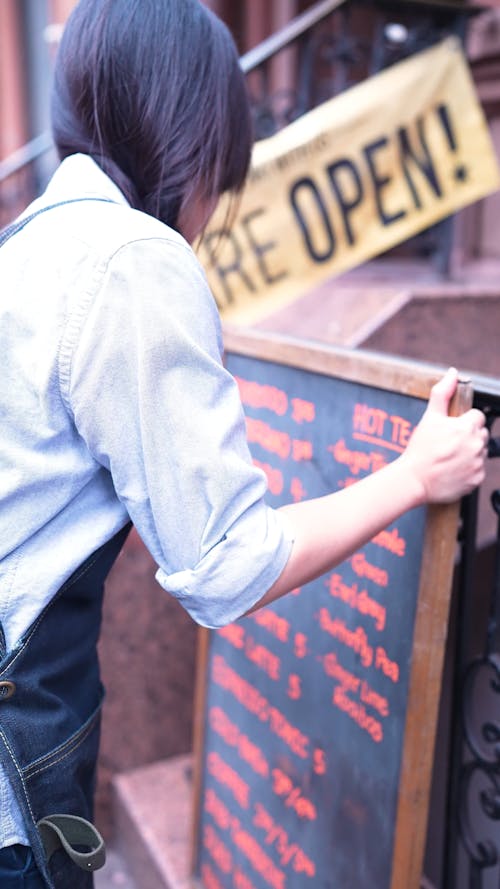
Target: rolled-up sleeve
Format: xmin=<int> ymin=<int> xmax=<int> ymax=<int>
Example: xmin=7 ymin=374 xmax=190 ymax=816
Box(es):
xmin=66 ymin=235 xmax=292 ymax=626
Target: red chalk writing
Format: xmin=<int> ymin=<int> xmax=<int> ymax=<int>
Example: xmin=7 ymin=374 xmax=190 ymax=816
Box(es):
xmin=234 ymin=869 xmax=258 ymax=889
xmin=272 ymin=768 xmax=317 ymax=821
xmin=201 ymin=862 xmax=225 ymax=889
xmin=233 ymin=821 xmax=286 ymax=889
xmin=352 ymin=403 xmax=388 ymax=437
xmin=332 ymin=686 xmax=383 ymax=743
xmin=290 ymin=476 xmax=307 ymax=501
xmin=248 ymin=608 xmax=290 ymax=644
xmin=326 ymin=574 xmax=386 ymax=632
xmin=254 ymin=459 xmax=284 ymax=495
xmin=352 ymin=403 xmax=415 ymax=451
xmin=207 ymin=751 xmax=250 ymax=808
xmin=294 ymin=632 xmax=308 ymax=659
xmin=246 ymin=419 xmax=314 ymax=464
xmin=389 ymin=414 xmax=413 ymax=448
xmin=320 ymin=651 xmax=361 ymax=694
xmin=351 ymin=552 xmax=388 ymax=587
xmin=205 ymin=787 xmax=233 ymax=832
xmin=235 ymin=376 xmax=288 ymax=416
xmin=208 ymin=707 xmax=270 ymax=778
xmin=338 ymin=475 xmax=359 ymax=489
xmin=218 ymin=623 xmax=245 ymax=648
xmin=352 ymin=432 xmax=405 ymax=454
xmin=205 ymin=789 xmax=286 ymax=889
xmin=329 ymin=439 xmax=388 ymax=475
xmin=287 ymin=673 xmax=302 ymax=700
xmin=292 ymin=438 xmax=313 ymax=461
xmin=203 ymin=823 xmax=233 ymax=874
xmin=199 ymin=361 xmax=426 ymax=889
xmin=371 ymin=527 xmax=406 ymax=557
xmin=245 ymin=635 xmax=281 ymax=681
xmin=313 ymin=747 xmax=327 ymax=775
xmin=291 ymin=398 xmax=316 ymax=424
xmin=212 ymin=655 xmax=310 ymax=758
xmin=360 ymin=679 xmax=389 ymax=718
xmin=246 ymin=418 xmax=290 ymax=459
xmin=254 ymin=803 xmax=316 ymax=877
xmin=318 ymin=608 xmax=374 ymax=667
xmin=375 ymin=646 xmax=400 ymax=683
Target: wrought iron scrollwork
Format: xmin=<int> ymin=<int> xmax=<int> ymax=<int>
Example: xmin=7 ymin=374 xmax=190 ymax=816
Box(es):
xmin=452 ymin=409 xmax=500 ymax=889
xmin=246 ymin=0 xmax=471 ymax=139
xmin=459 ymin=654 xmax=500 ymax=877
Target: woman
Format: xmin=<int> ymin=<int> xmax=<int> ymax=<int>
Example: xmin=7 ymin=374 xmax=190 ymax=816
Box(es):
xmin=0 ymin=1 xmax=487 ymax=886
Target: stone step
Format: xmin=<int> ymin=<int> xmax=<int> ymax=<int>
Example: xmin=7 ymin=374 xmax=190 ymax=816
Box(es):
xmin=112 ymin=754 xmax=194 ymax=889
xmin=95 ymin=848 xmax=138 ymax=889
xmin=112 ymin=753 xmax=438 ymax=889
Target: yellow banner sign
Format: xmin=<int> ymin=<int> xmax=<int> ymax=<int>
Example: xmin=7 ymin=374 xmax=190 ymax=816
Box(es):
xmin=197 ymin=38 xmax=500 ymax=325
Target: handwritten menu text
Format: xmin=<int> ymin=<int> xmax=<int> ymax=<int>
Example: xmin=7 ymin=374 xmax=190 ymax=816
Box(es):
xmin=196 ymin=354 xmax=428 ymax=889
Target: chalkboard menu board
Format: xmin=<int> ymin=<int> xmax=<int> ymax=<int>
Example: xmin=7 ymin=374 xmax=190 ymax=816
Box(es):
xmin=192 ymin=330 xmax=471 ymax=889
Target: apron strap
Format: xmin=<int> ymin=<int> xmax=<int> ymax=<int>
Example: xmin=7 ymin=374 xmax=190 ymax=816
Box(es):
xmin=0 ymin=197 xmax=116 ymax=247
xmin=37 ymin=814 xmax=106 ymax=873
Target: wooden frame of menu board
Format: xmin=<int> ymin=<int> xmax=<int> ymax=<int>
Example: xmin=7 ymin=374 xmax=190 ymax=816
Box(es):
xmin=191 ymin=328 xmax=472 ymax=889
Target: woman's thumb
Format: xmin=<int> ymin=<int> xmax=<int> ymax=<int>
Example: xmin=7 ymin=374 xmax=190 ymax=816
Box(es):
xmin=427 ymin=367 xmax=458 ymax=415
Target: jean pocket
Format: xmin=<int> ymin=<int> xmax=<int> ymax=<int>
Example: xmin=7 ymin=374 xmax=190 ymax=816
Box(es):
xmin=22 ymin=701 xmax=103 ymax=827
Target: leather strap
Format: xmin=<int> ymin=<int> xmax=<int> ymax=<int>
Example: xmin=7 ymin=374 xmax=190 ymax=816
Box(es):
xmin=37 ymin=814 xmax=106 ymax=872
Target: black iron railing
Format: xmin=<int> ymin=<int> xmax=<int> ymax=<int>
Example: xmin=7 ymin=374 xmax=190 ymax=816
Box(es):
xmin=0 ymin=133 xmax=54 ymax=228
xmin=241 ymin=0 xmax=473 ymax=139
xmin=444 ymin=383 xmax=500 ymax=889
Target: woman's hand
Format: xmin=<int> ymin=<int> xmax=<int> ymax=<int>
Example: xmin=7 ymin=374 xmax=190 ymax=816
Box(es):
xmin=399 ymin=368 xmax=488 ymax=506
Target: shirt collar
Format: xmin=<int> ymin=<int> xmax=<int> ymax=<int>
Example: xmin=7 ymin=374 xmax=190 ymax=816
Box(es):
xmin=43 ymin=153 xmax=130 ymax=207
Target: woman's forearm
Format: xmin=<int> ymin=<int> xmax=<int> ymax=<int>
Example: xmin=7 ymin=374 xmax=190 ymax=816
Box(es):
xmin=248 ymin=454 xmax=423 ymax=611
xmin=246 ymin=367 xmax=488 ymax=615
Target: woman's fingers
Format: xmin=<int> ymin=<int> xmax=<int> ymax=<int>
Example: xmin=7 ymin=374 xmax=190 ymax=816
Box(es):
xmin=426 ymin=367 xmax=458 ymax=415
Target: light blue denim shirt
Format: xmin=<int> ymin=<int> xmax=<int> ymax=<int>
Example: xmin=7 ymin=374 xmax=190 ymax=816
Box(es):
xmin=0 ymin=153 xmax=291 ymax=845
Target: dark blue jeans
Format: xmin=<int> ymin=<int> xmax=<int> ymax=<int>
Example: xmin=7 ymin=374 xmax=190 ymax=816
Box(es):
xmin=0 ymin=525 xmax=130 ymax=888
xmin=0 ymin=845 xmax=45 ymax=888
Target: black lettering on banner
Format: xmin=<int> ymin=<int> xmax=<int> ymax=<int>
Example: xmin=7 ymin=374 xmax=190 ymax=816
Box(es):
xmin=289 ymin=176 xmax=336 ymax=264
xmin=240 ymin=208 xmax=289 ymax=287
xmin=363 ymin=137 xmax=407 ymax=227
xmin=326 ymin=158 xmax=364 ymax=246
xmin=203 ymin=230 xmax=256 ymax=306
xmin=436 ymin=103 xmax=468 ymax=184
xmin=437 ymin=103 xmax=457 ymax=152
xmin=398 ymin=116 xmax=442 ymax=209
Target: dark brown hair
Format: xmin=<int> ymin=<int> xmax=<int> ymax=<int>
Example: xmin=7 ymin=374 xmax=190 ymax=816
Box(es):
xmin=51 ymin=0 xmax=252 ymax=230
